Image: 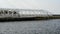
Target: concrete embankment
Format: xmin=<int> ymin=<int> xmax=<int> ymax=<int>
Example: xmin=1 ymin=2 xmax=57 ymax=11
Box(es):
xmin=48 ymin=15 xmax=60 ymax=19
xmin=0 ymin=15 xmax=60 ymax=21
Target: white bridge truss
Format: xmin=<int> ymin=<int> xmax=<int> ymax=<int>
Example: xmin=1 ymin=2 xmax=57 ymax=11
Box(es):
xmin=0 ymin=8 xmax=52 ymax=18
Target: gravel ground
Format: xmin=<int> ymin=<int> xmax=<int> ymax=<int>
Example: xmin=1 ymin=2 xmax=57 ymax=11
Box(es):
xmin=0 ymin=19 xmax=60 ymax=34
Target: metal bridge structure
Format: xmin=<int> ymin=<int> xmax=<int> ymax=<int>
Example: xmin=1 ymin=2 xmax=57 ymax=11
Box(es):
xmin=0 ymin=8 xmax=52 ymax=18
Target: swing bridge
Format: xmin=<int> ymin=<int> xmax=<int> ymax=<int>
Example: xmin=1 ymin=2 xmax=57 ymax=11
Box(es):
xmin=0 ymin=8 xmax=52 ymax=18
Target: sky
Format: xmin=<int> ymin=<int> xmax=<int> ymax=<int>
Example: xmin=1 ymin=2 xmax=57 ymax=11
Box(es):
xmin=0 ymin=0 xmax=60 ymax=14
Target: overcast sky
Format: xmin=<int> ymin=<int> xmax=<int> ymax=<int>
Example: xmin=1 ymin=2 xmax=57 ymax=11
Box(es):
xmin=0 ymin=0 xmax=60 ymax=14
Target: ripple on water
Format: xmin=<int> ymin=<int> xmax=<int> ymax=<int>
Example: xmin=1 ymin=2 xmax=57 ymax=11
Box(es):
xmin=0 ymin=19 xmax=60 ymax=34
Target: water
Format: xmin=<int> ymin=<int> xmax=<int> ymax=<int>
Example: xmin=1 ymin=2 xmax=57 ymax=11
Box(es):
xmin=0 ymin=19 xmax=60 ymax=34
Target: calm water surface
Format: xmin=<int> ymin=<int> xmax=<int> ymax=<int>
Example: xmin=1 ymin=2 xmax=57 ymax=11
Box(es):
xmin=0 ymin=19 xmax=60 ymax=34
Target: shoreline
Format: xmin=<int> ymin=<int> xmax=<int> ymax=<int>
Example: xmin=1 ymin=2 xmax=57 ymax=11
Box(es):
xmin=0 ymin=15 xmax=60 ymax=22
